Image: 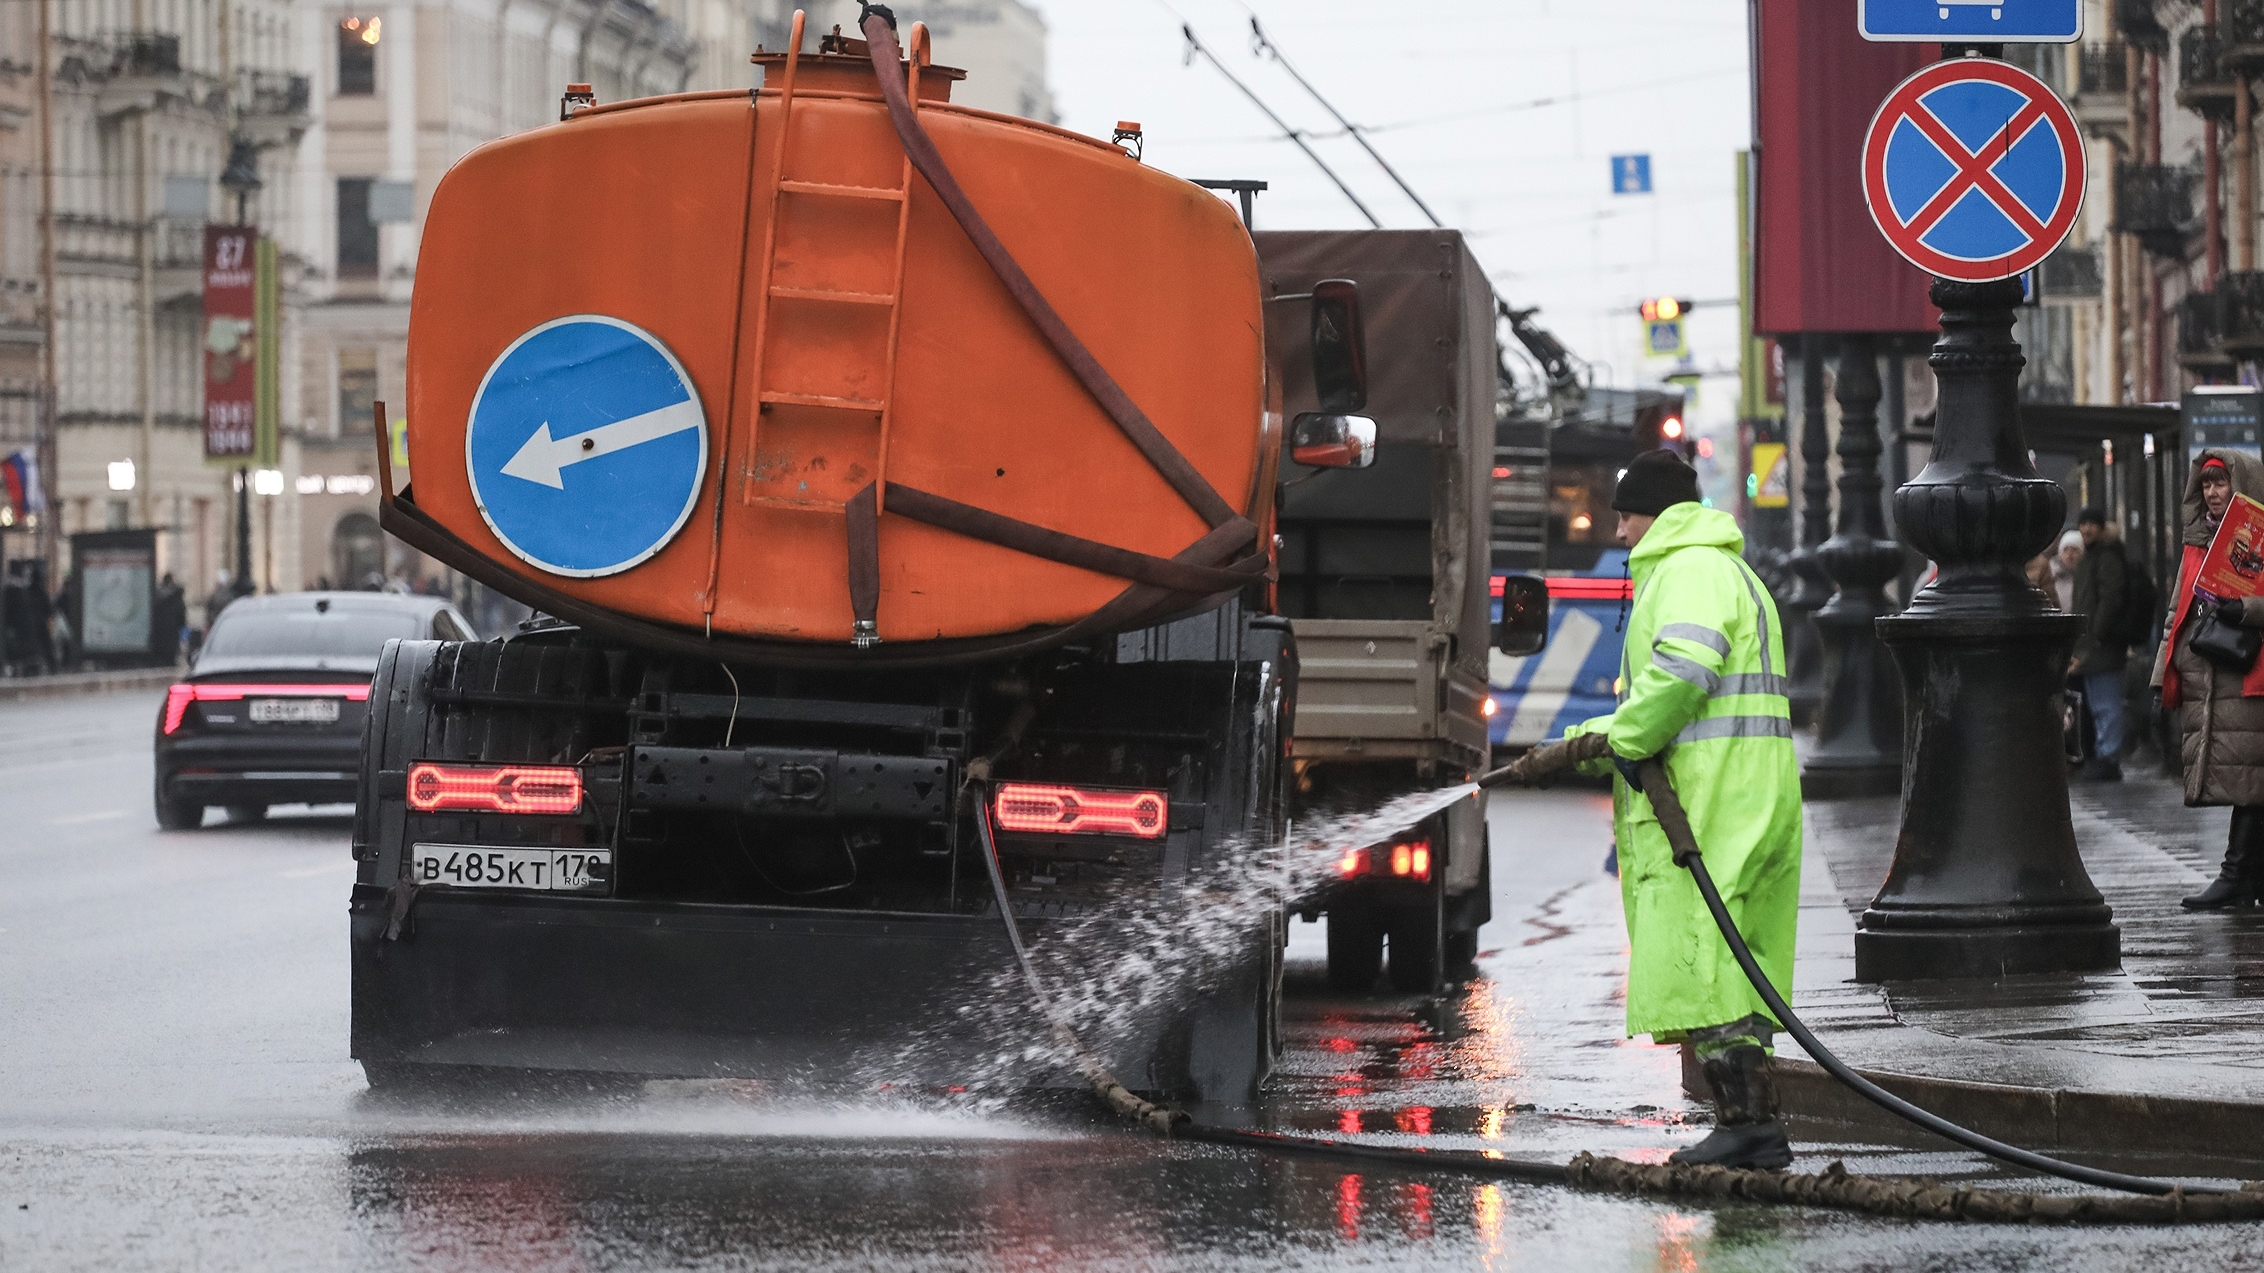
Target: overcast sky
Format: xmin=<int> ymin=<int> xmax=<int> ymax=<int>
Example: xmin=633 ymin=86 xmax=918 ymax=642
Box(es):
xmin=1024 ymin=1 xmax=1753 ymax=391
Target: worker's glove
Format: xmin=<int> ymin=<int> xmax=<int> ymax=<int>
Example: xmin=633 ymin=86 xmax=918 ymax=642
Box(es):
xmin=2218 ymin=596 xmax=2249 ymax=627
xmin=1612 ymin=752 xmax=1647 ymax=790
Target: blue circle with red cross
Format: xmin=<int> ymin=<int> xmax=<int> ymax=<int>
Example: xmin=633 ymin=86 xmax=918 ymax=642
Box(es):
xmin=1862 ymin=59 xmax=2086 ymax=283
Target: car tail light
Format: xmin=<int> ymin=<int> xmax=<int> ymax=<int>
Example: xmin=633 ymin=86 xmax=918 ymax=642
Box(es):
xmin=406 ymin=762 xmax=583 ymax=815
xmin=992 ymin=783 xmax=1167 ymax=839
xmin=1336 ymin=847 xmax=1369 ymax=878
xmin=163 ymin=682 xmax=371 ymax=734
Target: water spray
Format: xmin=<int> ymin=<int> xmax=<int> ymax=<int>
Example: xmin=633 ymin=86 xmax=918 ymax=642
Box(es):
xmin=972 ymin=733 xmax=2264 ymax=1225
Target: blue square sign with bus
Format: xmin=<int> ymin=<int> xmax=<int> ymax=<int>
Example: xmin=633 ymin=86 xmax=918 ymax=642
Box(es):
xmin=1858 ymin=0 xmax=2081 ymax=42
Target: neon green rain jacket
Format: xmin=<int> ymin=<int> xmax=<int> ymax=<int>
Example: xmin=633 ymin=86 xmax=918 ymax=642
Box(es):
xmin=1563 ymin=503 xmax=1802 ymax=1043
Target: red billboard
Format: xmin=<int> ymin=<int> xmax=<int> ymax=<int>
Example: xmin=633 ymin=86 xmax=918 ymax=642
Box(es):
xmin=203 ymin=225 xmax=257 ymax=461
xmin=1751 ymin=0 xmax=1938 ymax=335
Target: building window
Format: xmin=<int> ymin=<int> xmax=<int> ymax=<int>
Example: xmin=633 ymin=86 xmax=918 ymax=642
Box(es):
xmin=338 ymin=349 xmax=378 ymax=436
xmin=337 ymin=178 xmax=378 ymax=278
xmin=338 ymin=17 xmax=380 ymax=95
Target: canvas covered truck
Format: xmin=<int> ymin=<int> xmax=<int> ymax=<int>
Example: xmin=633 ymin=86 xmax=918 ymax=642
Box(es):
xmin=1256 ymin=230 xmax=1509 ymax=996
xmin=349 ymin=15 xmax=1543 ymax=1099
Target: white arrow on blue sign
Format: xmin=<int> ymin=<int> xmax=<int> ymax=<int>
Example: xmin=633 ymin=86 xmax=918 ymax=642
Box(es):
xmin=1859 ymin=0 xmax=2081 ymax=43
xmin=466 ymin=314 xmax=710 ymax=578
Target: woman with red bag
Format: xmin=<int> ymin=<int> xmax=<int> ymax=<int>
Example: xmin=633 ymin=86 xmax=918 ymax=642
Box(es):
xmin=2154 ymin=450 xmax=2264 ymax=908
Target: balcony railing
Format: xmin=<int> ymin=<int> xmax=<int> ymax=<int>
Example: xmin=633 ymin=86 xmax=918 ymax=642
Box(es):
xmin=2181 ymin=29 xmax=2239 ymax=118
xmin=2234 ymin=0 xmax=2264 ymax=57
xmin=2041 ymin=246 xmax=2103 ymax=299
xmin=2223 ymin=272 xmax=2264 ymax=354
xmin=108 ymin=32 xmax=180 ymax=78
xmin=238 ymin=69 xmax=310 ymax=118
xmin=2179 ymin=291 xmax=2230 ymax=367
xmin=2117 ymin=0 xmax=2169 ymax=52
xmin=2079 ymin=46 xmax=2130 ymax=97
xmin=2114 ymin=163 xmax=2197 ymax=257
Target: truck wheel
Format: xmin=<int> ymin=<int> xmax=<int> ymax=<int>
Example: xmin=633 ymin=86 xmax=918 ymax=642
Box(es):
xmin=1387 ymin=908 xmax=1441 ymax=994
xmin=154 ymin=780 xmax=203 ymax=831
xmin=1326 ymin=910 xmax=1384 ymax=993
xmin=1445 ymin=929 xmax=1480 ymax=982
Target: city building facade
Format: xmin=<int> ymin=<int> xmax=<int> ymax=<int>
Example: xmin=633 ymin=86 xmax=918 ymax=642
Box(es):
xmin=1 ymin=0 xmax=1051 ymax=641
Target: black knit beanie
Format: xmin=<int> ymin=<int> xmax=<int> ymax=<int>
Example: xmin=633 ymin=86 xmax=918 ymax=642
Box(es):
xmin=1611 ymin=449 xmax=1700 ymax=516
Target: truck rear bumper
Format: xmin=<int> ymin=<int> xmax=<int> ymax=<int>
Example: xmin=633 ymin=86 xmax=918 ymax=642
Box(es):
xmin=348 ymin=885 xmax=1200 ymax=1090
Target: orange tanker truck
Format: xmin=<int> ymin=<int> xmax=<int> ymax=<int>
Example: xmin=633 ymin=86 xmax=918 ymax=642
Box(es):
xmin=348 ymin=9 xmax=1546 ymax=1097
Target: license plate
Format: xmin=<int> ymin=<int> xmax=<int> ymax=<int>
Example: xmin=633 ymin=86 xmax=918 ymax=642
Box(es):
xmin=410 ymin=844 xmax=609 ymax=893
xmin=249 ymin=697 xmax=340 ymax=724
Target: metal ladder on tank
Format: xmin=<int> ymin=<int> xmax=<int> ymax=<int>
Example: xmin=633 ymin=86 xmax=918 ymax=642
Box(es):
xmin=704 ymin=15 xmax=935 ymax=642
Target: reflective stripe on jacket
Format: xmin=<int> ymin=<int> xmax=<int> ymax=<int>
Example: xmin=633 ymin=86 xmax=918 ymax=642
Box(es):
xmin=1562 ymin=502 xmax=1803 ymax=1043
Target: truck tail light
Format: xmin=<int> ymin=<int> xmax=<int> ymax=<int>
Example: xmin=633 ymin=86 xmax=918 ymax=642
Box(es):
xmin=406 ymin=762 xmax=583 ymax=815
xmin=163 ymin=682 xmax=371 ymax=734
xmin=992 ymin=783 xmax=1167 ymax=839
xmin=1386 ymin=840 xmax=1432 ymax=880
xmin=1341 ymin=839 xmax=1429 ymax=882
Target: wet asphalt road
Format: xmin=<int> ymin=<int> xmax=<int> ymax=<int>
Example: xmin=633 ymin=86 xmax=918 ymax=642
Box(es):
xmin=4 ymin=689 xmax=2262 ymax=1270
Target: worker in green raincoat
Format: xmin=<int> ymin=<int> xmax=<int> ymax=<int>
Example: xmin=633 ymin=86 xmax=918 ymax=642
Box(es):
xmin=1559 ymin=450 xmax=1802 ymax=1169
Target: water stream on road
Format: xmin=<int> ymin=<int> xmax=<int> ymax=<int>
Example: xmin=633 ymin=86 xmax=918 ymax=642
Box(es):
xmin=873 ymin=782 xmax=1489 ymax=1094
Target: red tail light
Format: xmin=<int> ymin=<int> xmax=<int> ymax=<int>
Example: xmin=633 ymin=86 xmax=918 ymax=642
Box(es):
xmin=406 ymin=762 xmax=583 ymax=815
xmin=992 ymin=783 xmax=1167 ymax=839
xmin=163 ymin=682 xmax=371 ymax=734
xmin=1338 ymin=839 xmax=1432 ymax=882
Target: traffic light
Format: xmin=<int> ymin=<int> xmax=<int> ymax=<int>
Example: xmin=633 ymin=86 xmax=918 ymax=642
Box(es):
xmin=1638 ymin=297 xmax=1694 ymax=323
xmin=1635 ymin=400 xmax=1696 ymax=460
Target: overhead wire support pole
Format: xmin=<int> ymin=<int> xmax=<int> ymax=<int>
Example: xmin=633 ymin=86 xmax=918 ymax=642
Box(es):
xmin=1178 ymin=23 xmax=1380 ymax=228
xmin=1246 ymin=17 xmax=1442 ymax=230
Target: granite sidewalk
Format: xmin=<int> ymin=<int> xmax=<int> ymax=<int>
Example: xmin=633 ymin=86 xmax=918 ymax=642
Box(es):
xmin=1781 ymin=773 xmax=2264 ymax=1167
xmin=0 ymin=666 xmax=177 ymax=705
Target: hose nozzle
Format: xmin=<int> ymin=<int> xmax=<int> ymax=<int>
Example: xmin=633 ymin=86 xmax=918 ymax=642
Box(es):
xmin=1476 ymin=731 xmax=1613 ymax=788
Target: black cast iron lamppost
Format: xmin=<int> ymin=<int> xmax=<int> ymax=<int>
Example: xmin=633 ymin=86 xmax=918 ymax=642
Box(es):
xmin=1860 ymin=277 xmax=2119 ymax=980
xmin=1802 ymin=334 xmax=1906 ymax=798
xmin=1781 ymin=340 xmax=1833 ymax=726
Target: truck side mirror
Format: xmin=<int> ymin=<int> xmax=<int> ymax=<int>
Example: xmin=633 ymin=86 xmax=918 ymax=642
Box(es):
xmin=1494 ymin=575 xmax=1549 ymax=656
xmin=1290 ymin=413 xmax=1377 ymax=468
xmin=1310 ymin=278 xmax=1367 ymax=413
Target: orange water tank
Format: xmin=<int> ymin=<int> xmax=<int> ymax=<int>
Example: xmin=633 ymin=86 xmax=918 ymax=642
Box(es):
xmin=399 ymin=21 xmax=1270 ymax=656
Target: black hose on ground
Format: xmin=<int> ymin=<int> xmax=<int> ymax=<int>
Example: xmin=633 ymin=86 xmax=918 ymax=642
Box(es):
xmin=1628 ymin=754 xmax=2232 ymax=1200
xmin=971 ymin=759 xmax=2264 ymax=1223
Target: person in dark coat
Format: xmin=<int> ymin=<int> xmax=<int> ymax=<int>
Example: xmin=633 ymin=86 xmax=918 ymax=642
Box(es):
xmin=2071 ymin=508 xmax=2130 ymax=781
xmin=151 ymin=572 xmax=187 ymax=666
xmin=2155 ymin=451 xmax=2264 ymax=908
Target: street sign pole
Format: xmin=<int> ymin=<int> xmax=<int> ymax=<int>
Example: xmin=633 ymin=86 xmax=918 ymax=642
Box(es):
xmin=1848 ymin=51 xmax=2119 ymax=979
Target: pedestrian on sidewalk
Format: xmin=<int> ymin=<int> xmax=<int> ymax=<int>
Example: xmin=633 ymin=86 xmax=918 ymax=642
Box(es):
xmin=2047 ymin=530 xmax=2081 ymax=611
xmin=1556 ymin=450 xmax=1802 ymax=1169
xmin=2071 ymin=509 xmax=2131 ymax=782
xmin=2155 ymin=451 xmax=2264 ymax=909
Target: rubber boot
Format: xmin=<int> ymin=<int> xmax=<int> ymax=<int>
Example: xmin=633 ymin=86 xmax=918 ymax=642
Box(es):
xmin=1668 ymin=1044 xmax=1793 ymax=1170
xmin=2186 ymin=807 xmax=2264 ymax=910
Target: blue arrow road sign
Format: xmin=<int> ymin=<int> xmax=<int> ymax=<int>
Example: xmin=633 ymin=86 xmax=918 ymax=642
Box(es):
xmin=1859 ymin=0 xmax=2081 ymax=43
xmin=466 ymin=315 xmax=709 ymax=578
xmin=1611 ymin=154 xmax=1651 ymax=195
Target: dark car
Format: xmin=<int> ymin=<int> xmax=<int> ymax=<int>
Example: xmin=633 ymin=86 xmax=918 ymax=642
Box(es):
xmin=155 ymin=592 xmax=476 ymax=829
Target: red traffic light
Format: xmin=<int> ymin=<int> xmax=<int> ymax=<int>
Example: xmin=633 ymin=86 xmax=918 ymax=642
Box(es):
xmin=1637 ymin=297 xmax=1692 ymax=322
